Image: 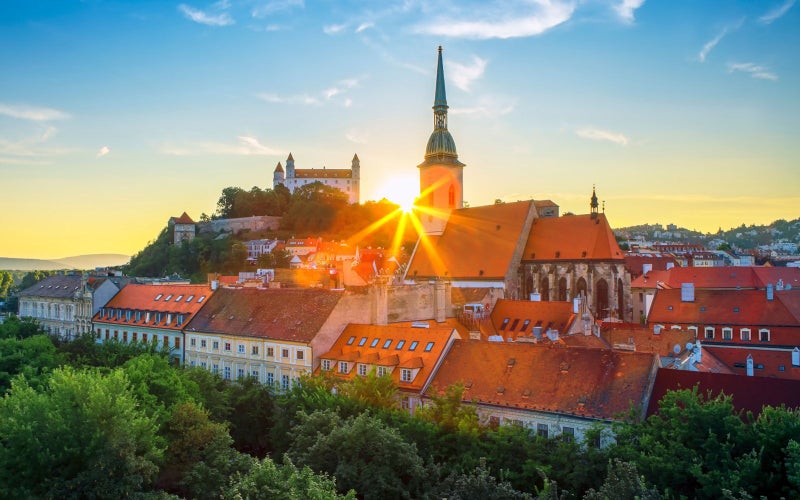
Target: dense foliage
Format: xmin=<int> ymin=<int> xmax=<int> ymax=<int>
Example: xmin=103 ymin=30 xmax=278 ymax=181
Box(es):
xmin=1 ymin=319 xmax=798 ymax=498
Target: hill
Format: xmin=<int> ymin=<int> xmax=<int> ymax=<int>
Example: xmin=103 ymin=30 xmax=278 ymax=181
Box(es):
xmin=0 ymin=254 xmax=130 ymax=271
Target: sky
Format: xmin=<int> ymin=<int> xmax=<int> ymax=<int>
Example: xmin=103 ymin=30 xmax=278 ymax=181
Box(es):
xmin=1 ymin=0 xmax=798 ymax=259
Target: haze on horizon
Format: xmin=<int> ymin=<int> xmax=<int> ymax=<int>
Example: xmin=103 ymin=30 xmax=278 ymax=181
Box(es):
xmin=1 ymin=0 xmax=798 ymax=260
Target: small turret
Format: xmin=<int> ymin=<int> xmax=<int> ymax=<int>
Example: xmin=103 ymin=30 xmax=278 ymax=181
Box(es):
xmin=351 ymin=153 xmax=360 ymax=179
xmin=590 ymin=185 xmax=599 ymax=218
xmin=286 ymin=153 xmax=295 ymax=179
xmin=273 ymin=161 xmax=285 ymax=187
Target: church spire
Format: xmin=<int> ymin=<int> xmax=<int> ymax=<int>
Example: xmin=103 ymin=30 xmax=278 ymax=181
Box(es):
xmin=434 ymin=46 xmax=448 ymax=114
xmin=590 ymin=185 xmax=599 ymax=217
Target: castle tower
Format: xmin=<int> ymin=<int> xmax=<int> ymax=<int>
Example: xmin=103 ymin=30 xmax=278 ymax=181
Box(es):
xmin=285 ymin=153 xmax=295 ymax=179
xmin=417 ymin=46 xmax=465 ymax=235
xmin=351 ymin=153 xmax=361 ymax=203
xmin=273 ymin=161 xmax=285 ymax=188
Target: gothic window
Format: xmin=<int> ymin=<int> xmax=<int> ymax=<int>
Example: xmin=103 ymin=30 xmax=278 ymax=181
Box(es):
xmin=575 ymin=277 xmax=588 ymax=300
xmin=540 ymin=277 xmax=550 ymax=302
xmin=448 ymin=184 xmax=455 ymax=208
xmin=617 ymin=278 xmax=625 ymax=320
xmin=595 ymin=279 xmax=609 ymax=319
xmin=557 ymin=277 xmax=568 ymax=302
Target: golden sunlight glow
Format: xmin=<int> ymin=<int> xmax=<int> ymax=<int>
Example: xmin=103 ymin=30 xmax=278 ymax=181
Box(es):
xmin=374 ymin=174 xmax=418 ymax=213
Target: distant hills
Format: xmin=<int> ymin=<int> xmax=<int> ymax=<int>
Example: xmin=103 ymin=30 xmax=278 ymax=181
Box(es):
xmin=0 ymin=254 xmax=130 ymax=271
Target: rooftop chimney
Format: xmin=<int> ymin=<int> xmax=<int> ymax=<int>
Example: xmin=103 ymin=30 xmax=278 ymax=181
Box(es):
xmin=746 ymin=354 xmax=754 ymax=377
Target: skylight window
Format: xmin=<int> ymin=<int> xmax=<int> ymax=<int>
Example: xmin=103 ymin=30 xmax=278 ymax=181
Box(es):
xmin=346 ymin=336 xmax=356 ymax=345
xmin=186 ymin=295 xmax=195 ymax=302
xmin=197 ymin=296 xmax=206 ymax=303
xmin=395 ymin=340 xmax=406 ymax=350
xmin=409 ymin=341 xmax=419 ymax=351
xmin=155 ymin=294 xmax=163 ymax=301
xmin=382 ymin=339 xmax=392 ymax=349
xmin=358 ymin=337 xmax=367 ymax=347
xmin=176 ymin=295 xmax=183 ymax=301
xmin=424 ymin=342 xmax=434 ymax=352
xmin=165 ymin=295 xmax=173 ymax=301
xmin=370 ymin=338 xmax=380 ymax=348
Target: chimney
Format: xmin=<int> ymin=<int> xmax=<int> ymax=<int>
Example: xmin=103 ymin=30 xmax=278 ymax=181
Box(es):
xmin=792 ymin=347 xmax=799 ymax=367
xmin=546 ymin=329 xmax=559 ymax=342
xmin=433 ymin=279 xmax=447 ymax=323
xmin=694 ymin=340 xmax=702 ymax=363
xmin=767 ymin=284 xmax=774 ymax=301
xmin=642 ymin=263 xmax=653 ymax=275
xmin=370 ymin=276 xmax=389 ymax=325
xmin=211 ymin=280 xmax=219 ymax=291
xmin=746 ymin=354 xmax=754 ymax=377
xmin=681 ymin=283 xmax=694 ymax=302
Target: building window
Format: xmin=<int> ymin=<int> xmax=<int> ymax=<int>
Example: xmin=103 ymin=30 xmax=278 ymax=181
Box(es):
xmin=358 ymin=364 xmax=368 ymax=376
xmin=224 ymin=342 xmax=231 ymax=352
xmin=537 ymin=423 xmax=549 ymax=438
xmin=740 ymin=328 xmax=751 ymax=341
xmin=251 ymin=369 xmax=259 ymax=378
xmin=282 ymin=348 xmax=289 ymax=358
xmin=163 ymin=335 xmax=168 ymax=346
xmin=266 ymin=372 xmax=274 ymax=386
xmin=321 ymin=359 xmax=331 ymax=371
xmin=212 ymin=364 xmax=219 ymax=374
xmin=190 ymin=338 xmax=196 ymax=347
xmin=377 ymin=366 xmax=388 ymax=377
xmin=409 ymin=341 xmax=419 ymax=351
xmin=200 ymin=361 xmax=207 ymax=369
xmin=201 ymin=339 xmax=207 ymax=348
xmin=238 ymin=344 xmax=245 ymax=354
xmin=251 ymin=345 xmax=259 ymax=355
xmin=297 ymin=350 xmax=304 ymax=361
xmin=223 ymin=366 xmax=231 ymax=379
xmin=424 ymin=342 xmax=435 ymax=352
xmin=370 ymin=338 xmax=380 ymax=348
xmin=704 ymin=327 xmax=715 ymax=340
xmin=122 ymin=331 xmax=128 ymax=343
xmin=174 ymin=337 xmax=180 ymax=349
xmin=237 ymin=368 xmax=245 ymax=379
xmin=132 ymin=332 xmax=138 ymax=342
xmin=562 ymin=426 xmax=575 ymax=438
xmin=358 ymin=337 xmax=367 ymax=347
xmin=382 ymin=339 xmax=392 ymax=349
xmin=396 ymin=340 xmax=406 ymax=350
xmin=267 ymin=347 xmax=274 ymax=357
xmin=722 ymin=328 xmax=733 ymax=341
xmin=280 ymin=374 xmax=290 ymax=391
xmin=400 ymin=369 xmax=413 ymax=382
xmin=212 ymin=341 xmax=219 ymax=350
xmin=339 ymin=361 xmax=350 ymax=374
xmin=346 ymin=336 xmax=356 ymax=345
xmin=143 ymin=333 xmax=148 ymax=342
xmin=759 ymin=329 xmax=770 ymax=342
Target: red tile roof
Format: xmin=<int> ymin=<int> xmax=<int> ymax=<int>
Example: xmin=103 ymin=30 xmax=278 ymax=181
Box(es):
xmin=317 ymin=323 xmax=460 ymax=392
xmin=93 ymin=283 xmax=211 ymax=330
xmin=648 ymin=288 xmax=800 ymax=328
xmin=646 ymin=369 xmax=800 ymax=417
xmin=489 ymin=299 xmax=577 ymax=340
xmin=633 ymin=266 xmax=800 ymax=290
xmin=407 ymin=200 xmax=535 ymax=280
xmin=294 ymin=169 xmax=352 ymax=179
xmin=624 ymin=254 xmax=678 ymax=279
xmin=600 ymin=324 xmax=697 ymax=357
xmin=426 ymin=341 xmax=658 ymax=421
xmin=522 ymin=213 xmax=624 ymax=262
xmin=704 ymin=346 xmax=800 ymax=381
xmin=173 ymin=212 xmax=194 ymax=224
xmin=184 ymin=287 xmax=343 ymax=343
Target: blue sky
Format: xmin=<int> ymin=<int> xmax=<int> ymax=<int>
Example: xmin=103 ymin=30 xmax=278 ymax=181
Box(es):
xmin=1 ymin=0 xmax=798 ymax=258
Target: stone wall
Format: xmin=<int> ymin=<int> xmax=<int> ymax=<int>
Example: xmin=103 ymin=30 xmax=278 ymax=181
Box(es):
xmin=197 ymin=215 xmax=282 ymax=235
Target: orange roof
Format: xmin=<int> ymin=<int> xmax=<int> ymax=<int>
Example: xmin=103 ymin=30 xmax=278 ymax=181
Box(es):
xmin=523 ymin=213 xmax=624 ymax=262
xmin=294 ymin=169 xmax=352 ymax=179
xmin=600 ymin=324 xmax=697 ymax=357
xmin=426 ymin=341 xmax=658 ymax=421
xmin=173 ymin=212 xmax=194 ymax=224
xmin=704 ymin=346 xmax=800 ymax=381
xmin=93 ymin=284 xmax=212 ymax=330
xmin=317 ymin=323 xmax=460 ymax=392
xmin=407 ymin=200 xmax=535 ymax=280
xmin=185 ymin=288 xmax=343 ymax=343
xmin=633 ymin=266 xmax=800 ymax=290
xmin=489 ymin=299 xmax=576 ymax=340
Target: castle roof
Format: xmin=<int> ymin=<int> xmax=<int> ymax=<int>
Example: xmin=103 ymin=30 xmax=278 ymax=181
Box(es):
xmin=173 ymin=212 xmax=194 ymax=224
xmin=274 ymin=162 xmax=284 ymax=173
xmin=293 ymin=168 xmax=352 ymax=179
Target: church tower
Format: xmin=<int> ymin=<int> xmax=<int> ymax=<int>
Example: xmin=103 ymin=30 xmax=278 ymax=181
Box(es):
xmin=417 ymin=46 xmax=465 ymax=235
xmin=590 ymin=185 xmax=599 ymax=219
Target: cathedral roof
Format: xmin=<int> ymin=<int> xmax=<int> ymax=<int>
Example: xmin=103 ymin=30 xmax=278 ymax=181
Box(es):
xmin=407 ymin=200 xmax=535 ymax=280
xmin=421 ymin=46 xmax=463 ymax=166
xmin=522 ymin=213 xmax=624 ymax=262
xmin=274 ymin=162 xmax=284 ymax=173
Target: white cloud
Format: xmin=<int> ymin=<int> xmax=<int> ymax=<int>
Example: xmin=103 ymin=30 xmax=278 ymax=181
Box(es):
xmin=576 ymin=127 xmax=630 ymax=146
xmin=447 ymin=56 xmax=488 ymax=92
xmin=759 ymin=0 xmax=796 ymax=24
xmin=162 ymin=136 xmax=282 ymax=156
xmin=323 ymin=23 xmax=347 ymax=35
xmin=262 ymin=77 xmax=359 ymax=106
xmin=450 ymin=95 xmax=515 ymax=117
xmin=614 ymin=0 xmax=645 ymax=24
xmin=728 ymin=62 xmax=778 ymax=81
xmin=257 ymin=92 xmax=319 ymax=105
xmin=355 ymin=22 xmax=374 ymax=33
xmin=251 ymin=0 xmax=304 ymax=19
xmin=413 ymin=0 xmax=575 ymax=39
xmin=345 ymin=129 xmax=369 ymax=144
xmin=96 ymin=146 xmax=110 ymax=158
xmin=178 ymin=4 xmax=234 ymax=26
xmin=0 ymin=103 xmax=70 ymax=121
xmin=698 ymin=30 xmax=726 ymax=62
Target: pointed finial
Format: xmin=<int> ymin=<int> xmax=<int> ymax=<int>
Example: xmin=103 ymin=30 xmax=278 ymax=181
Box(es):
xmin=287 ymin=152 xmax=294 ymax=161
xmin=434 ymin=46 xmax=447 ymax=109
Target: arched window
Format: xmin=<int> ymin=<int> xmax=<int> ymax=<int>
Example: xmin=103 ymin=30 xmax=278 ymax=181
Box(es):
xmin=558 ymin=277 xmax=568 ymax=302
xmin=448 ymin=184 xmax=455 ymax=208
xmin=596 ymin=279 xmax=609 ymax=319
xmin=575 ymin=278 xmax=587 ymax=300
xmin=540 ymin=277 xmax=550 ymax=301
xmin=617 ymin=278 xmax=625 ymax=320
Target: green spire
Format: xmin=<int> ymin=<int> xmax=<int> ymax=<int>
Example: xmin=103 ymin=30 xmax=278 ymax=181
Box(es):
xmin=434 ymin=46 xmax=448 ymax=110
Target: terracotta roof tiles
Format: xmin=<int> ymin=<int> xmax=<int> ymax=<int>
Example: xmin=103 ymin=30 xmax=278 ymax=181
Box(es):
xmin=93 ymin=283 xmax=212 ymax=330
xmin=523 ymin=213 xmax=624 ymax=262
xmin=490 ymin=299 xmax=577 ymax=340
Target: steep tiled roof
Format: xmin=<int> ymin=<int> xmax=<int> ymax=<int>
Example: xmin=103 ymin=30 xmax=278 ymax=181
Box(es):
xmin=18 ymin=274 xmax=82 ymax=298
xmin=94 ymin=283 xmax=211 ymax=330
xmin=489 ymin=299 xmax=576 ymax=340
xmin=317 ymin=323 xmax=460 ymax=392
xmin=185 ymin=287 xmax=343 ymax=343
xmin=648 ymin=288 xmax=800 ymax=327
xmin=624 ymin=254 xmax=678 ymax=279
xmin=407 ymin=200 xmax=535 ymax=280
xmin=633 ymin=266 xmax=800 ymax=290
xmin=294 ymin=169 xmax=352 ymax=179
xmin=631 ymin=269 xmax=673 ymax=289
xmin=426 ymin=341 xmax=658 ymax=421
xmin=173 ymin=212 xmax=194 ymax=224
xmin=704 ymin=346 xmax=800 ymax=381
xmin=600 ymin=324 xmax=697 ymax=357
xmin=522 ymin=213 xmax=624 ymax=262
xmin=646 ymin=369 xmax=800 ymax=417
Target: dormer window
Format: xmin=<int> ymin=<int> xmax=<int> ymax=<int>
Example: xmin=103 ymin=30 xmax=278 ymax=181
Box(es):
xmin=400 ymin=369 xmax=414 ymax=382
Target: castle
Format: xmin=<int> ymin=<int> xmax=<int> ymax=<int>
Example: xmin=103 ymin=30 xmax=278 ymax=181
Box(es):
xmin=273 ymin=152 xmax=360 ymax=204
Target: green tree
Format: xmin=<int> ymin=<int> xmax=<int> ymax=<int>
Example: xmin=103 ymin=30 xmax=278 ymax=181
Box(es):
xmin=0 ymin=334 xmax=60 ymax=394
xmin=122 ymin=353 xmax=199 ymax=425
xmin=416 ymin=383 xmax=481 ymax=435
xmin=228 ymin=376 xmax=276 ymax=456
xmin=0 ymin=367 xmax=163 ymax=497
xmin=583 ymin=460 xmax=661 ymax=500
xmin=436 ymin=458 xmax=533 ymax=499
xmin=339 ymin=369 xmax=398 ymax=409
xmin=0 ymin=314 xmax=44 ymax=339
xmin=0 ymin=270 xmax=13 ymax=300
xmin=223 ymin=455 xmax=356 ymax=500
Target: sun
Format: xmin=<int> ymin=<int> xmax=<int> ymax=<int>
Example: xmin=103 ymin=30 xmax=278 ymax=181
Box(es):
xmin=375 ymin=175 xmax=419 ymax=213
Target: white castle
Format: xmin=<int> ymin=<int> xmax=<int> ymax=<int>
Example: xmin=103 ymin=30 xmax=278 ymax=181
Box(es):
xmin=273 ymin=152 xmax=360 ymax=204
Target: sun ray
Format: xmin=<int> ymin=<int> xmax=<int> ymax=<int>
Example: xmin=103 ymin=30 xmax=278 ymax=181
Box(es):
xmin=345 ymin=206 xmax=403 ymax=248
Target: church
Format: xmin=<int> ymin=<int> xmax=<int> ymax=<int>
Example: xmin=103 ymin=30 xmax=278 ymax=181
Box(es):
xmin=406 ymin=47 xmax=631 ymax=322
xmin=273 ymin=152 xmax=361 ymax=204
